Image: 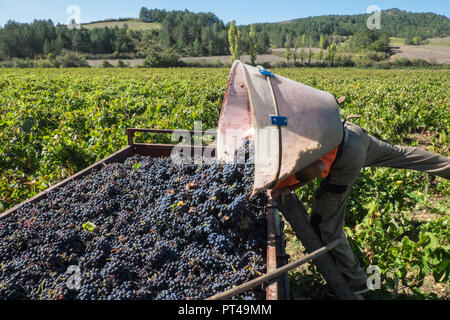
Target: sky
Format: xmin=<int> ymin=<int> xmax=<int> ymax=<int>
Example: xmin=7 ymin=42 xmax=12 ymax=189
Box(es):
xmin=0 ymin=0 xmax=449 ymax=26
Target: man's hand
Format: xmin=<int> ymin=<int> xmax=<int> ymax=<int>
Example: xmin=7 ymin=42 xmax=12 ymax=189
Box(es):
xmin=271 ymin=160 xmax=327 ymax=205
xmin=271 ymin=187 xmax=294 ymax=205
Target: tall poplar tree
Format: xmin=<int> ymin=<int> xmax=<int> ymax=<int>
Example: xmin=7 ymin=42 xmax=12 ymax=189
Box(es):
xmin=249 ymin=24 xmax=257 ymax=65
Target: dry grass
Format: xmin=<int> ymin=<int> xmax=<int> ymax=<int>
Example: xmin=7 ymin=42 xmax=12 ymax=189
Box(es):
xmin=271 ymin=47 xmax=321 ymax=54
xmin=390 ymin=44 xmax=450 ymax=64
xmin=390 ymin=37 xmax=406 ymax=46
xmin=428 ymin=37 xmax=450 ymax=47
xmin=82 ymin=20 xmax=160 ymax=31
xmin=87 ymin=54 xmax=288 ymax=68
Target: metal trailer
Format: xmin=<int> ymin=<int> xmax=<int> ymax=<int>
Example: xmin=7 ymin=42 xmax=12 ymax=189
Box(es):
xmin=0 ymin=128 xmax=290 ymax=300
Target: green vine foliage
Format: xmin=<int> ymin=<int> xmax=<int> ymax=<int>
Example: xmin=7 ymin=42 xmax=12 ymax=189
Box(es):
xmin=1 ymin=68 xmax=448 ymax=298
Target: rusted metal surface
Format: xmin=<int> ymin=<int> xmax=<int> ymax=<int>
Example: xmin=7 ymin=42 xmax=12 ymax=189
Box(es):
xmin=134 ymin=144 xmax=215 ymax=159
xmin=128 ymin=128 xmax=198 ymax=136
xmin=276 ymin=213 xmax=291 ymax=300
xmin=216 ymin=61 xmax=253 ymax=164
xmin=129 ymin=128 xmax=216 ymax=158
xmin=0 ymin=128 xmax=289 ymax=300
xmin=265 ymin=195 xmax=290 ymax=301
xmin=127 ymin=128 xmax=203 ymax=146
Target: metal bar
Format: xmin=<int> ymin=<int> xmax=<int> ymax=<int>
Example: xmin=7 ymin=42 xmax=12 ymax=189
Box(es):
xmin=127 ymin=128 xmax=218 ymax=146
xmin=265 ymin=195 xmax=278 ymax=300
xmin=206 ymin=239 xmax=341 ymax=301
xmin=128 ymin=128 xmax=197 ymax=135
xmin=277 ymin=220 xmax=291 ymax=300
xmin=128 ymin=128 xmax=194 ymax=146
xmin=129 ymin=128 xmax=217 ymax=136
xmin=127 ymin=129 xmax=135 ymax=146
xmin=133 ymin=144 xmax=216 ymax=158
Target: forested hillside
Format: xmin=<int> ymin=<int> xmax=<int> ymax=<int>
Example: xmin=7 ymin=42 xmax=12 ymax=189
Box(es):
xmin=0 ymin=8 xmax=448 ymax=60
xmin=260 ymin=8 xmax=450 ymax=47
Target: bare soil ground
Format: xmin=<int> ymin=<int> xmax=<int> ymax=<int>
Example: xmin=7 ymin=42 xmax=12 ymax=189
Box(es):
xmin=87 ymin=41 xmax=450 ymax=68
xmin=87 ymin=55 xmax=287 ymax=68
xmin=390 ymin=44 xmax=450 ymax=64
xmin=271 ymin=47 xmax=321 ymax=54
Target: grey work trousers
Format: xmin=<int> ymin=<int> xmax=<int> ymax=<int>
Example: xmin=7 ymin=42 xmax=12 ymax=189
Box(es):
xmin=311 ymin=122 xmax=450 ymax=288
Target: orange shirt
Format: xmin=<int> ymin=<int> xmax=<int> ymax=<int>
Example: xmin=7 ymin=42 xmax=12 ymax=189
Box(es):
xmin=274 ymin=146 xmax=339 ymax=189
xmin=320 ymin=146 xmax=339 ymax=178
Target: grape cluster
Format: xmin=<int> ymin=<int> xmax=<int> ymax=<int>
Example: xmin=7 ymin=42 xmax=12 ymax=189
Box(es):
xmin=0 ymin=142 xmax=269 ymax=300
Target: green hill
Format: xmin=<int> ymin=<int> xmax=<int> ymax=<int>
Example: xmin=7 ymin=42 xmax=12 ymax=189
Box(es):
xmin=254 ymin=8 xmax=450 ymax=47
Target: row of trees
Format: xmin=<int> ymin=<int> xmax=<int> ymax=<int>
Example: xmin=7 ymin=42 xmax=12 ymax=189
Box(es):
xmin=283 ymin=34 xmax=338 ymax=65
xmin=0 ymin=10 xmax=272 ymax=60
xmin=280 ymin=28 xmax=390 ymax=66
xmin=0 ymin=20 xmax=140 ymax=59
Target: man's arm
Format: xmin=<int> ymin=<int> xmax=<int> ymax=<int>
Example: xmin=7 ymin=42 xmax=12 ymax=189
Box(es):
xmin=271 ymin=160 xmax=327 ymax=204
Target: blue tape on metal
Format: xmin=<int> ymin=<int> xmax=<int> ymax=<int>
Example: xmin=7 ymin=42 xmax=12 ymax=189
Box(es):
xmin=271 ymin=115 xmax=288 ymax=126
xmin=259 ymin=69 xmax=275 ymax=78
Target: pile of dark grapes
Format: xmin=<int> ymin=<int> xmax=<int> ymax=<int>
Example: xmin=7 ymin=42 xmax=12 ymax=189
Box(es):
xmin=0 ymin=143 xmax=269 ymax=300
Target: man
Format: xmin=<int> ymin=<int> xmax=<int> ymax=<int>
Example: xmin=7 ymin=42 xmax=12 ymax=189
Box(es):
xmin=271 ymin=120 xmax=450 ymax=294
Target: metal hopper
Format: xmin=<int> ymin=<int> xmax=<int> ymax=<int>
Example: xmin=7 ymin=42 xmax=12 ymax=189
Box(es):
xmin=217 ymin=60 xmax=343 ymax=195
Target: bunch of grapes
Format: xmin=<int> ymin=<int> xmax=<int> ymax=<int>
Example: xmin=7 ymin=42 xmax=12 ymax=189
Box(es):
xmin=0 ymin=143 xmax=269 ymax=300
